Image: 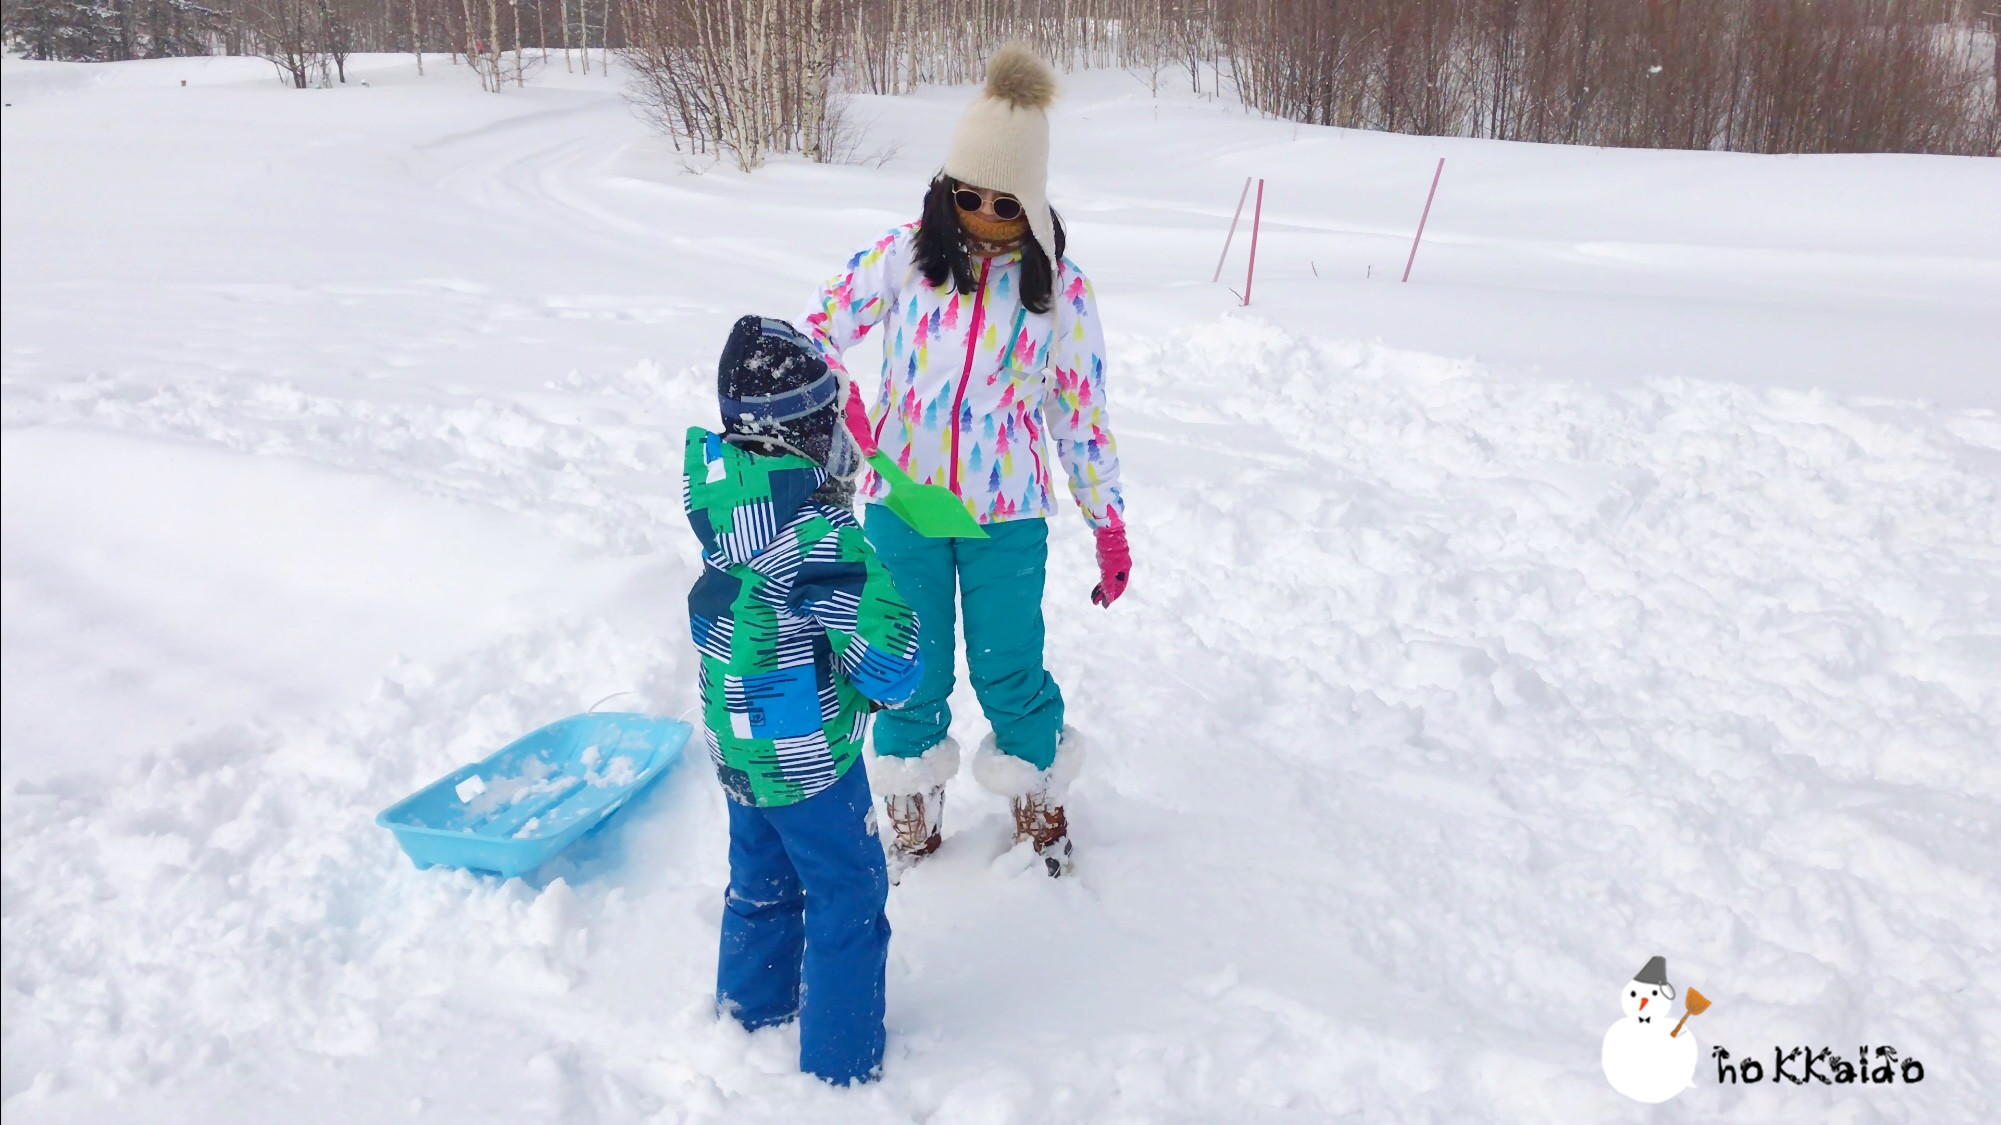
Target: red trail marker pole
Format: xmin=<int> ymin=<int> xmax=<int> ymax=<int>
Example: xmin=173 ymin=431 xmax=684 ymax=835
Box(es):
xmin=1212 ymin=176 xmax=1253 ymax=283
xmin=1243 ymin=178 xmax=1265 ymax=306
xmin=1402 ymin=158 xmax=1445 ymax=283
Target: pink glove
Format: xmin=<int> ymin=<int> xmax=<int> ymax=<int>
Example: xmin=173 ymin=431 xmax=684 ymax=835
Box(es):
xmin=843 ymin=381 xmax=878 ymax=457
xmin=1091 ymin=513 xmax=1131 ymax=608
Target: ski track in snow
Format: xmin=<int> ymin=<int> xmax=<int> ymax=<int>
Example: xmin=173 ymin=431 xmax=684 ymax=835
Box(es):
xmin=5 ymin=55 xmax=2001 ymax=1124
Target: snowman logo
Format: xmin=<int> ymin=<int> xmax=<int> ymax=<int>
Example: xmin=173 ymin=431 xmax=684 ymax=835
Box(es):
xmin=1601 ymin=956 xmax=1703 ymax=1103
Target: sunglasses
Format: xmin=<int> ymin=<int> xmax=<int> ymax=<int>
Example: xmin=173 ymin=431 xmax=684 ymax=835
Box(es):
xmin=953 ymin=188 xmax=1024 ymax=221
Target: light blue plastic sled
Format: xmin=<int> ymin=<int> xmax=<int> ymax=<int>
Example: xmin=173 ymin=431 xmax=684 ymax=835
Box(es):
xmin=376 ymin=712 xmax=691 ymax=878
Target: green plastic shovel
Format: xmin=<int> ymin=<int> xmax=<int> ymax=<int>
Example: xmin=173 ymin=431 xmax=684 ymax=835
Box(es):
xmin=869 ymin=452 xmax=988 ymax=539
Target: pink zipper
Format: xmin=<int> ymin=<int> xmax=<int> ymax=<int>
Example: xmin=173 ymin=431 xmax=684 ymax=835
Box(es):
xmin=947 ymin=259 xmax=991 ymax=496
xmin=1024 ymin=411 xmax=1045 ymax=502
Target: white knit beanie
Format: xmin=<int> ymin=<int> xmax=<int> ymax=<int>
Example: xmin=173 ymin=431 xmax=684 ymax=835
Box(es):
xmin=943 ymin=43 xmax=1059 ymax=264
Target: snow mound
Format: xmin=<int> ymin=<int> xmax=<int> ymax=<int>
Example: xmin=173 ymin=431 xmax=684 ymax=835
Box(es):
xmin=7 ymin=317 xmax=1997 ymax=1121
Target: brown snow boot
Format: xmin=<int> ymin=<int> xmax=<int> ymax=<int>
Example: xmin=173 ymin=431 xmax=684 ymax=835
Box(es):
xmin=1010 ymin=791 xmax=1073 ymax=877
xmin=865 ymin=737 xmax=961 ymax=882
xmin=882 ymin=787 xmax=944 ymax=880
xmin=884 ymin=787 xmax=944 ymax=857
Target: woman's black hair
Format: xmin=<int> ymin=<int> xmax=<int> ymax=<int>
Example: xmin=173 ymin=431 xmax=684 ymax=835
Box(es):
xmin=913 ymin=173 xmax=1067 ymax=314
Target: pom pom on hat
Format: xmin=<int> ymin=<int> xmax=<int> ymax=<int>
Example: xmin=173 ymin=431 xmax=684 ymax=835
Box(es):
xmin=981 ymin=42 xmax=1057 ymax=110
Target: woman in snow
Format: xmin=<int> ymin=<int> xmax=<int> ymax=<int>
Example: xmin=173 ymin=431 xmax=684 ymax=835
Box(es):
xmin=802 ymin=44 xmax=1130 ymax=878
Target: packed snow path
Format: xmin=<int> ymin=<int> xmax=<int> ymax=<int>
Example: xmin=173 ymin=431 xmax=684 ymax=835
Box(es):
xmin=5 ymin=55 xmax=1999 ymax=1124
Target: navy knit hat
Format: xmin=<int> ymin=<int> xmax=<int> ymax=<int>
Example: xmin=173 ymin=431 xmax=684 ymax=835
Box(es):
xmin=717 ymin=315 xmax=856 ymax=479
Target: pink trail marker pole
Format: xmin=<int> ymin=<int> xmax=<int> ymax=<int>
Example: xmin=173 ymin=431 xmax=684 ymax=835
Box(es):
xmin=1401 ymin=158 xmax=1445 ymax=283
xmin=1242 ymin=178 xmax=1265 ymax=306
xmin=1212 ymin=176 xmax=1253 ymax=283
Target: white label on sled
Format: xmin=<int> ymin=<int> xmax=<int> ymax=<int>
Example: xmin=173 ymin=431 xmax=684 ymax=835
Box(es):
xmin=730 ymin=710 xmax=753 ymax=738
xmin=455 ymin=775 xmax=487 ymax=803
xmin=707 ymin=456 xmax=727 ymax=482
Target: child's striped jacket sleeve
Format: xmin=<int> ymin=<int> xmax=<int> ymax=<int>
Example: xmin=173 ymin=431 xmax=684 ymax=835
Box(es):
xmin=788 ymin=522 xmax=924 ymax=707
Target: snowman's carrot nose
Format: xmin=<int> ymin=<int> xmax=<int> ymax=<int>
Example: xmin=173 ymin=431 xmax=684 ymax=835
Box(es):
xmin=1638 ymin=997 xmax=1648 ymax=1011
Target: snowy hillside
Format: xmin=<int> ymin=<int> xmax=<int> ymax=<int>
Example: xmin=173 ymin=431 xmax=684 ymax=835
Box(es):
xmin=5 ymin=52 xmax=1999 ymax=1124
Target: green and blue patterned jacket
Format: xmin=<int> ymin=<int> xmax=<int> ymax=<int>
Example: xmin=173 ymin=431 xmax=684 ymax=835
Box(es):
xmin=683 ymin=428 xmax=923 ymax=807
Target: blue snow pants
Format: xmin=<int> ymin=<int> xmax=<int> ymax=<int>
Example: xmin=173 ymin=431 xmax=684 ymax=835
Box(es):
xmin=717 ymin=761 xmax=889 ymax=1086
xmin=864 ymin=507 xmax=1064 ymax=770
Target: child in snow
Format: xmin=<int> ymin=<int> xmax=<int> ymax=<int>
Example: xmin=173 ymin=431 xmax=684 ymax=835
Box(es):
xmin=801 ymin=44 xmax=1129 ymax=878
xmin=682 ymin=315 xmax=925 ymax=1085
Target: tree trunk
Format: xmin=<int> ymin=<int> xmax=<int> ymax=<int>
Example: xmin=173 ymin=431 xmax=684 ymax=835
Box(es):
xmin=460 ymin=0 xmax=479 ymax=76
xmin=512 ymin=0 xmax=524 ymax=85
xmin=487 ymin=0 xmax=502 ymax=89
xmin=806 ymin=0 xmax=828 ymax=159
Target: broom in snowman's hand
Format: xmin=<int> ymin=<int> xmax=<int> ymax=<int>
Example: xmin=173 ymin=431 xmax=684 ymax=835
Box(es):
xmin=1670 ymin=988 xmax=1711 ymax=1038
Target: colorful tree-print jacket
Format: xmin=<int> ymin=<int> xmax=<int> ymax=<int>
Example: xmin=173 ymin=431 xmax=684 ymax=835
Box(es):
xmin=682 ymin=429 xmax=924 ymax=807
xmin=802 ymin=224 xmax=1125 ymax=528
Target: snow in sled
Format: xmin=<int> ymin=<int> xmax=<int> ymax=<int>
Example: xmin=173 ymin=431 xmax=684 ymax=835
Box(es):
xmin=377 ymin=712 xmax=690 ymax=878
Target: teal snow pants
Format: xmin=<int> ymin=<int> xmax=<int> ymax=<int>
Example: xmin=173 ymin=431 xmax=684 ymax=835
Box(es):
xmin=863 ymin=507 xmax=1063 ymax=770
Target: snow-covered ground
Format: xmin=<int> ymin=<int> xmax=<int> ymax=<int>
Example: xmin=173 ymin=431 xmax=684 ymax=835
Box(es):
xmin=4 ymin=52 xmax=1999 ymax=1124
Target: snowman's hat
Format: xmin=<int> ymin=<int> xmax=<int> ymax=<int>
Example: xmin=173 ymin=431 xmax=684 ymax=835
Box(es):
xmin=1633 ymin=956 xmax=1677 ymax=999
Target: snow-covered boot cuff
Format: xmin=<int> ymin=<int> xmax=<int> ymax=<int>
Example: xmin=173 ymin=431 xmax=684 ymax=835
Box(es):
xmin=972 ymin=728 xmax=1084 ymax=801
xmin=865 ymin=736 xmax=961 ymax=797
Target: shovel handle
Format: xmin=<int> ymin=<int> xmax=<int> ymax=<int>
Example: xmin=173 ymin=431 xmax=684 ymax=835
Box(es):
xmin=1670 ymin=1013 xmax=1691 ymax=1038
